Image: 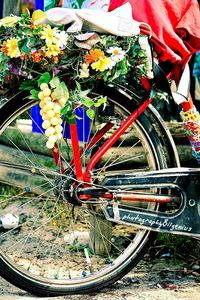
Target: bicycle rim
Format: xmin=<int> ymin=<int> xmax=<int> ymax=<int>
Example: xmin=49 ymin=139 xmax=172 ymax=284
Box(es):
xmin=0 ymin=88 xmax=166 ymax=295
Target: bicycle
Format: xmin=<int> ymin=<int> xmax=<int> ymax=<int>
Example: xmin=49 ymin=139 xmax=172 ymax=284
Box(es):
xmin=0 ymin=14 xmax=200 ymax=297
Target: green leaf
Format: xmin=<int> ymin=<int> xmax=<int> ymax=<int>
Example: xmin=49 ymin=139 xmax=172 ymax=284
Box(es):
xmin=38 ymin=72 xmax=51 ymax=87
xmin=19 ymin=80 xmax=35 ymax=90
xmin=120 ymin=60 xmax=128 ymax=75
xmin=86 ymin=109 xmax=95 ymax=120
xmin=33 ymin=26 xmax=42 ymax=34
xmin=79 ymin=89 xmax=91 ymax=98
xmin=75 ymin=81 xmax=81 ymax=91
xmin=0 ymin=52 xmax=8 ymax=61
xmin=50 ymin=77 xmax=60 ymax=89
xmin=94 ymin=96 xmax=107 ymax=107
xmin=18 ymin=38 xmax=30 ymax=55
xmin=21 ymin=11 xmax=30 ymax=20
xmin=54 ymin=82 xmax=69 ymax=99
xmin=81 ymin=98 xmax=94 ymax=108
xmin=18 ymin=38 xmax=26 ymax=49
xmin=21 ymin=43 xmax=30 ymax=55
xmin=30 ymin=35 xmax=36 ymax=45
xmin=0 ymin=59 xmax=9 ymax=74
xmin=94 ymin=102 xmax=103 ymax=108
xmin=61 ymin=103 xmax=71 ymax=115
xmin=30 ymin=89 xmax=39 ymax=100
xmin=64 ymin=111 xmax=76 ymax=124
xmin=109 ymin=69 xmax=121 ymax=81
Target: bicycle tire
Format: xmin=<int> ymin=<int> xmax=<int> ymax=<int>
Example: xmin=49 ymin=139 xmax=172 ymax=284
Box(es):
xmin=0 ymin=86 xmax=169 ymax=296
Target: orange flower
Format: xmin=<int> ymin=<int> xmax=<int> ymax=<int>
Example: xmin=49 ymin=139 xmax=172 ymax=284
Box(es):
xmin=31 ymin=51 xmax=42 ymax=62
xmin=20 ymin=52 xmax=28 ymax=60
xmin=85 ymin=49 xmax=105 ymax=65
xmin=1 ymin=41 xmax=8 ymax=55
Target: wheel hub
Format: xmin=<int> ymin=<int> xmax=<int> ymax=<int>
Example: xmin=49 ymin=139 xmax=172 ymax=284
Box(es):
xmin=54 ymin=176 xmax=81 ymax=205
xmin=54 ymin=176 xmax=112 ymax=205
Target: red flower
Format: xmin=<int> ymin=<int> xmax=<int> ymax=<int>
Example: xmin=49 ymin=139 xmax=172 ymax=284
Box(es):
xmin=31 ymin=51 xmax=42 ymax=62
xmin=1 ymin=41 xmax=8 ymax=55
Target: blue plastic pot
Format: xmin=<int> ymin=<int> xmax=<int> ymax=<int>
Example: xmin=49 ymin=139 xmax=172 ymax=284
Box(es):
xmin=31 ymin=105 xmax=91 ymax=143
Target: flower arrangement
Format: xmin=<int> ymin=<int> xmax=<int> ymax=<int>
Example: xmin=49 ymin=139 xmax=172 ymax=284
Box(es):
xmin=0 ymin=10 xmax=151 ymax=148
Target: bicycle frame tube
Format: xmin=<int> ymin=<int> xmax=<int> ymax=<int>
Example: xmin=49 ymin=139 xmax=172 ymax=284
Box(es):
xmin=70 ymin=123 xmax=84 ymax=180
xmin=69 ymin=121 xmax=115 ymax=167
xmin=84 ymin=97 xmax=153 ymax=181
xmin=87 ymin=97 xmax=152 ymax=182
xmin=69 ymin=97 xmax=152 ymax=182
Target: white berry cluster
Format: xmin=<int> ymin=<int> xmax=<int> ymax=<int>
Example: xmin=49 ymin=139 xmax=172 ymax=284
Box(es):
xmin=38 ymin=83 xmax=67 ymax=149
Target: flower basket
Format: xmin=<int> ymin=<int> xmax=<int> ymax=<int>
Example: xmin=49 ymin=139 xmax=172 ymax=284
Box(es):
xmin=0 ymin=10 xmax=151 ymax=148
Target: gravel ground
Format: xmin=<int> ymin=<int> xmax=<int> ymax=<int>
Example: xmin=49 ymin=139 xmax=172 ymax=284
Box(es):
xmin=0 ymin=256 xmax=200 ymax=300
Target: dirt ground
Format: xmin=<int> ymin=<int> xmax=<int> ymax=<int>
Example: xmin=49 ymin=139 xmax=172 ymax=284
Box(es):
xmin=0 ymin=255 xmax=200 ymax=300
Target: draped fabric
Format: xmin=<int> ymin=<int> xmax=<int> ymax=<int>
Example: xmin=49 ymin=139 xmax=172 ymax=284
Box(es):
xmin=108 ymin=0 xmax=200 ymax=66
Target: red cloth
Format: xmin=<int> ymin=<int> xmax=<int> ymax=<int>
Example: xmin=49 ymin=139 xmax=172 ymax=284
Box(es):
xmin=108 ymin=0 xmax=200 ymax=67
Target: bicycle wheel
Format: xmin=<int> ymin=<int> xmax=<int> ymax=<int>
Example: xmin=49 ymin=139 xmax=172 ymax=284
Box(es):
xmin=0 ymin=86 xmax=168 ymax=296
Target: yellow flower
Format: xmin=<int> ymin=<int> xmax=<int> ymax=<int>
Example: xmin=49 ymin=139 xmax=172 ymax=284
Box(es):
xmin=40 ymin=25 xmax=58 ymax=45
xmin=32 ymin=10 xmax=47 ymax=25
xmin=91 ymin=57 xmax=111 ymax=72
xmin=85 ymin=49 xmax=105 ymax=64
xmin=45 ymin=44 xmax=61 ymax=57
xmin=0 ymin=16 xmax=21 ymax=27
xmin=6 ymin=38 xmax=20 ymax=58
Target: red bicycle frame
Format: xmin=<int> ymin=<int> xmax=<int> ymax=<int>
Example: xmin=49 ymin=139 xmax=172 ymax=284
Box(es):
xmin=68 ymin=65 xmax=194 ymax=183
xmin=70 ymin=96 xmax=153 ymax=183
xmin=52 ymin=63 xmax=194 ymax=204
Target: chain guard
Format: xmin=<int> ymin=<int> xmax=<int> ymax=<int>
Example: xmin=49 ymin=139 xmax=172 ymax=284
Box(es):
xmin=103 ymin=167 xmax=200 ymax=237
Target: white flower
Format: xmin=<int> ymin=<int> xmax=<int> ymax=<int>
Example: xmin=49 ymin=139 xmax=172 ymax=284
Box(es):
xmin=107 ymin=46 xmax=126 ymax=62
xmin=55 ymin=31 xmax=68 ymax=48
xmin=79 ymin=63 xmax=90 ymax=78
xmin=106 ymin=59 xmax=117 ymax=70
xmin=27 ymin=74 xmax=33 ymax=79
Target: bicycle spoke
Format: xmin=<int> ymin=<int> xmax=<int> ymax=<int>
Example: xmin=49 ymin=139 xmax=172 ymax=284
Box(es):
xmin=0 ymin=89 xmax=167 ymax=294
